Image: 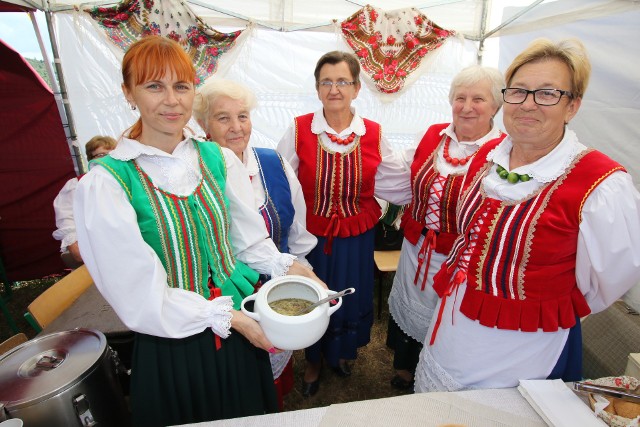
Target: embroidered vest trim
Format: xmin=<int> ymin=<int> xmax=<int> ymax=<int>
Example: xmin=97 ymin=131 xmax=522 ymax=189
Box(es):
xmin=253 ymin=147 xmax=294 ymax=252
xmin=433 ymin=145 xmax=625 ymax=332
xmin=294 ymin=113 xmax=382 ymax=238
xmin=95 ymin=140 xmax=259 ymax=309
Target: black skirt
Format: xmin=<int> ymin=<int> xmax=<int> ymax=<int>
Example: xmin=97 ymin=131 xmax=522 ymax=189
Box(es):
xmin=130 ymin=329 xmax=278 ymax=427
xmin=386 ymin=317 xmax=422 ymax=373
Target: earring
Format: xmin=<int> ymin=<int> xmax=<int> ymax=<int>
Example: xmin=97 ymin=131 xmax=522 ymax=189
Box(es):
xmin=130 ymin=104 xmax=136 ymax=111
xmin=205 ymin=133 xmax=211 ymax=140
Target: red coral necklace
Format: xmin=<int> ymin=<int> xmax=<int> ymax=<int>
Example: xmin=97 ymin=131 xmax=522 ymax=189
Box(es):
xmin=326 ymin=132 xmax=356 ymax=145
xmin=442 ymin=137 xmax=475 ymax=166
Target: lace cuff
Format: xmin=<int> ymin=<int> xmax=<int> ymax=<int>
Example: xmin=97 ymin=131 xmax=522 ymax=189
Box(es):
xmin=207 ymin=296 xmax=234 ymax=338
xmin=270 ymin=253 xmax=297 ymax=278
xmin=60 ymin=233 xmax=78 ymax=252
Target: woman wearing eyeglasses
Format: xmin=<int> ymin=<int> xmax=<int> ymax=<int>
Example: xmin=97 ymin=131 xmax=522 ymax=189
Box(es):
xmin=277 ymin=50 xmax=408 ymax=397
xmin=414 ymin=38 xmax=640 ymax=392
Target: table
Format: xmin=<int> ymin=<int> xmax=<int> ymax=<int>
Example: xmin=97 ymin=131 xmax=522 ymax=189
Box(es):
xmin=179 ymin=388 xmax=548 ymax=427
xmin=40 ymin=284 xmax=130 ymax=338
xmin=373 ymin=250 xmax=401 ymax=319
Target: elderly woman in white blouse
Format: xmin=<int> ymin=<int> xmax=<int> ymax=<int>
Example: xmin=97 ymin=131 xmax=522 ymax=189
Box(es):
xmin=415 ymin=38 xmax=640 ymax=392
xmin=193 ymin=78 xmax=317 ymax=409
xmin=277 ymin=50 xmax=409 ymax=397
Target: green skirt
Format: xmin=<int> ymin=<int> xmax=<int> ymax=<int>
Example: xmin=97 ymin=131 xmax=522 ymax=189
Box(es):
xmin=130 ymin=329 xmax=278 ymax=427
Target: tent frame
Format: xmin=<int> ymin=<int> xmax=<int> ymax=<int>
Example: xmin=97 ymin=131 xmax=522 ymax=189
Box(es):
xmin=7 ymin=0 xmax=549 ymax=172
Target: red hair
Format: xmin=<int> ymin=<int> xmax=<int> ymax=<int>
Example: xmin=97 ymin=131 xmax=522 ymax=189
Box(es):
xmin=122 ymin=36 xmax=196 ymax=140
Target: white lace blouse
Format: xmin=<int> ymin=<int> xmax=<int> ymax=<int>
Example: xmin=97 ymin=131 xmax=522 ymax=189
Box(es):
xmin=74 ymin=135 xmax=295 ymax=340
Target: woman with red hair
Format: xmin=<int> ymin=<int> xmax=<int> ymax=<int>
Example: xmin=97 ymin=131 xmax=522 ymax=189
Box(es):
xmin=74 ymin=36 xmax=321 ymax=426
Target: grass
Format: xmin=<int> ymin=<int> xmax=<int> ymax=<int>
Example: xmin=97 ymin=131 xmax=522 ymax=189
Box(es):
xmin=0 ymin=276 xmax=64 ymax=341
xmin=1 ymin=272 xmax=407 ymax=412
xmin=283 ymin=271 xmax=411 ymax=411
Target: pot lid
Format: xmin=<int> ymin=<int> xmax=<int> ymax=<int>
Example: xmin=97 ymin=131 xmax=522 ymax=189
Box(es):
xmin=0 ymin=329 xmax=106 ymax=408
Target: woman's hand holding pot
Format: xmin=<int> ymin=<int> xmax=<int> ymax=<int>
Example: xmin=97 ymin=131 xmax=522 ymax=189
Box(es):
xmin=230 ymin=310 xmax=282 ymax=353
xmin=286 ymin=261 xmax=328 ymax=289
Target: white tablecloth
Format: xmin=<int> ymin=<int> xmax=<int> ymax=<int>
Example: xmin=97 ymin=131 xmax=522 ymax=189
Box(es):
xmin=179 ymin=388 xmax=547 ymax=427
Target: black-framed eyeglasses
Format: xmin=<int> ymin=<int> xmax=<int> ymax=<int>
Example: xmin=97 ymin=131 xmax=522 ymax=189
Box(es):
xmin=318 ymin=80 xmax=356 ymax=89
xmin=91 ymin=153 xmax=108 ymax=160
xmin=502 ymin=87 xmax=573 ymax=106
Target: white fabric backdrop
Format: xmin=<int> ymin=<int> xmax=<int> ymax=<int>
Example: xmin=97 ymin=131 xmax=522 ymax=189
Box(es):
xmin=54 ymin=10 xmax=476 ymax=164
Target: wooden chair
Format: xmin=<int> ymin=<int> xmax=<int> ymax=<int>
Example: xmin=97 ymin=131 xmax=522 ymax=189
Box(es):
xmin=0 ymin=332 xmax=28 ymax=356
xmin=374 ymin=250 xmax=401 ymax=319
xmin=24 ymin=264 xmax=93 ymax=332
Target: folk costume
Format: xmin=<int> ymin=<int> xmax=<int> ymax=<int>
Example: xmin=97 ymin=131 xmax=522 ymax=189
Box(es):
xmin=75 ymin=135 xmax=296 ymax=426
xmin=277 ymin=108 xmax=409 ymax=368
xmin=242 ymin=146 xmax=317 ymax=408
xmin=414 ymin=130 xmax=640 ymax=392
xmin=386 ymin=123 xmax=504 ymax=376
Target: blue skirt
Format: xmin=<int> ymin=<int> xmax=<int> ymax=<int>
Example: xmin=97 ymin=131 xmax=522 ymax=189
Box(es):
xmin=547 ymin=318 xmax=583 ymax=381
xmin=305 ymin=228 xmax=375 ymax=367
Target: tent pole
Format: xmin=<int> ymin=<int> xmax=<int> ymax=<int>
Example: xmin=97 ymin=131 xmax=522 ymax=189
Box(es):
xmin=28 ymin=11 xmax=60 ymax=95
xmin=482 ymin=0 xmax=544 ymax=40
xmin=43 ymin=6 xmax=86 ymax=174
xmin=477 ymin=0 xmax=489 ymax=64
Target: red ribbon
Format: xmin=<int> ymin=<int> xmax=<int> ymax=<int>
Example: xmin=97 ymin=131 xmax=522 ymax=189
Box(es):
xmin=207 ymin=278 xmax=223 ymax=350
xmin=323 ymin=212 xmax=341 ymax=255
xmin=414 ymin=229 xmax=437 ymax=291
xmin=429 ymin=269 xmax=466 ymax=346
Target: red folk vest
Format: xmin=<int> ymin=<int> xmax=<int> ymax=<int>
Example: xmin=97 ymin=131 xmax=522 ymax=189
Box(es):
xmin=401 ymin=123 xmax=506 ymax=255
xmin=433 ymin=143 xmax=625 ymax=334
xmin=294 ymin=113 xmax=382 ymax=243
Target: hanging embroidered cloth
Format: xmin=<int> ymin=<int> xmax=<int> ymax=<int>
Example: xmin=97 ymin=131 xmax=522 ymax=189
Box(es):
xmin=341 ymin=5 xmax=455 ymax=94
xmin=86 ymin=0 xmax=243 ymax=85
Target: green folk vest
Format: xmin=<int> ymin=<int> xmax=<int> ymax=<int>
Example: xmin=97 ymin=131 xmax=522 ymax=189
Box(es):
xmin=95 ymin=140 xmax=258 ymax=309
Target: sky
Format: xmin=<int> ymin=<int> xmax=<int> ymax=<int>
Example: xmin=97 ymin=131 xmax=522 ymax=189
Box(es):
xmin=0 ymin=11 xmax=53 ymax=60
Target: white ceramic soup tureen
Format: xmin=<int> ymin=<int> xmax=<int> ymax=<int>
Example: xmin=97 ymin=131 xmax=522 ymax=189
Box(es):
xmin=240 ymin=275 xmax=344 ymax=350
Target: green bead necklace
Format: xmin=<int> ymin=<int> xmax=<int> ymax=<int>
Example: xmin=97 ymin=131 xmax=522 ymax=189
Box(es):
xmin=495 ymin=164 xmax=531 ymax=184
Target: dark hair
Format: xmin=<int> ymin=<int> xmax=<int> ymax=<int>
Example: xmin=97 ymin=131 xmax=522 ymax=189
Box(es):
xmin=313 ymin=51 xmax=360 ymax=88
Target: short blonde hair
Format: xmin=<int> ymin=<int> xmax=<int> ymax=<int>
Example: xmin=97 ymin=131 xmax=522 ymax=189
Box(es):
xmin=193 ymin=79 xmax=257 ymax=126
xmin=449 ymin=65 xmax=505 ymax=110
xmin=85 ymin=135 xmax=117 ymax=160
xmin=505 ymin=38 xmax=591 ymax=99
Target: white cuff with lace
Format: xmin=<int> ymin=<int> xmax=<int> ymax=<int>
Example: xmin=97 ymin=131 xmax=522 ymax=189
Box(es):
xmin=269 ymin=253 xmax=297 ymax=278
xmin=208 ymin=296 xmax=234 ymax=338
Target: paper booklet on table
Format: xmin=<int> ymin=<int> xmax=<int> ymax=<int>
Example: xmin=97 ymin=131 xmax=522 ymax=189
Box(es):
xmin=518 ymin=379 xmax=607 ymax=427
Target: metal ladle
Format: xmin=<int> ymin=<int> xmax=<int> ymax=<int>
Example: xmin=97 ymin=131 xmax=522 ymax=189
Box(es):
xmin=294 ymin=287 xmax=356 ymax=315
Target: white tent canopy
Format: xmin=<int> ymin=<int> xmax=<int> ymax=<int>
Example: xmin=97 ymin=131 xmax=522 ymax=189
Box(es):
xmin=4 ymin=0 xmax=640 ymax=182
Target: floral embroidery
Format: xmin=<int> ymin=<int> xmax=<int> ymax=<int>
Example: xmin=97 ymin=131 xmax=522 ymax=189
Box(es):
xmin=341 ymin=5 xmax=454 ymax=94
xmin=86 ymin=0 xmax=243 ymax=86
